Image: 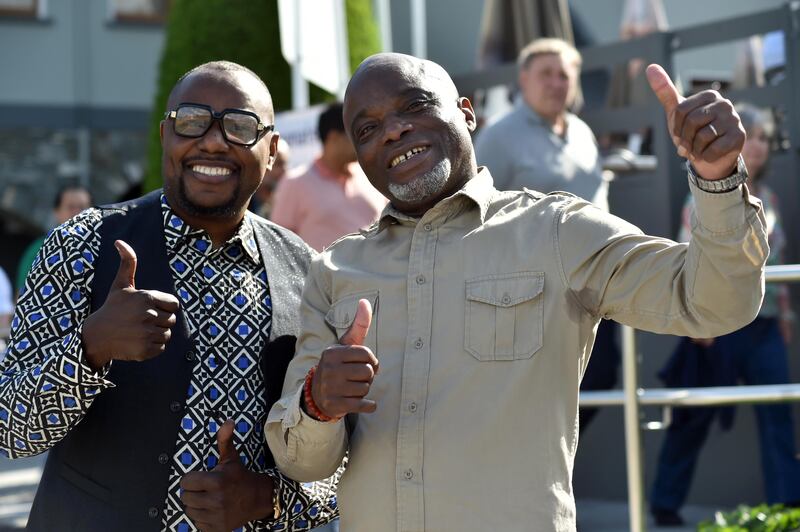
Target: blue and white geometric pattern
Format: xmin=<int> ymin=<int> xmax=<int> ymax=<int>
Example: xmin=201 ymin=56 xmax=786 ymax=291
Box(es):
xmin=0 ymin=196 xmax=338 ymax=531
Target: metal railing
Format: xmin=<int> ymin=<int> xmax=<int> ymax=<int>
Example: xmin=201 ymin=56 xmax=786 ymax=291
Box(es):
xmin=579 ymin=264 xmax=800 ymax=531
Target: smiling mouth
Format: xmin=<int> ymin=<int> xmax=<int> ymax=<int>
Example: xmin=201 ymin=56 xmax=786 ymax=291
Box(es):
xmin=389 ymin=146 xmax=428 ymax=169
xmin=190 ymin=165 xmax=233 ymax=177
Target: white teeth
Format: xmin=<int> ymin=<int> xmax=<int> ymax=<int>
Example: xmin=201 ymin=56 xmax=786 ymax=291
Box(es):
xmin=191 ymin=165 xmax=232 ymax=176
xmin=390 ymin=146 xmax=428 ymax=168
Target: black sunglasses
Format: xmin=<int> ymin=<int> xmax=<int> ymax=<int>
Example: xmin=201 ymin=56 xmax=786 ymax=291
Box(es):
xmin=164 ymin=103 xmax=274 ymax=147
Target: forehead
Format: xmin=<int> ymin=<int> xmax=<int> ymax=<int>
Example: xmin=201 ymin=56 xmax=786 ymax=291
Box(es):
xmin=170 ymin=71 xmax=271 ymax=116
xmin=528 ymin=53 xmax=575 ymax=71
xmin=344 ymin=60 xmax=450 ymax=122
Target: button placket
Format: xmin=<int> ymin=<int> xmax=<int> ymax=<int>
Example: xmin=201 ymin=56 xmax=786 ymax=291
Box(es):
xmin=396 ymin=214 xmax=438 ymax=531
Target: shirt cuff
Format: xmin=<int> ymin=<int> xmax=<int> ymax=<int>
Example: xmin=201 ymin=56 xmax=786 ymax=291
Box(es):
xmin=280 ymin=384 xmax=345 ymax=444
xmin=688 ymin=176 xmax=761 ymax=235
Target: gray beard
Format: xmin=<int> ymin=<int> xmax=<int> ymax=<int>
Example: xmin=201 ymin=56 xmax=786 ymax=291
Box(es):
xmin=388 ymin=159 xmax=451 ymax=204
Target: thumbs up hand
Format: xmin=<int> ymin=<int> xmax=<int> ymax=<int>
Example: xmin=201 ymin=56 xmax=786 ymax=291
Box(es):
xmin=310 ymin=299 xmax=379 ymax=419
xmin=646 ymin=64 xmax=745 ymax=181
xmin=181 ymin=420 xmax=277 ymax=531
xmin=82 ymin=239 xmax=181 ymax=369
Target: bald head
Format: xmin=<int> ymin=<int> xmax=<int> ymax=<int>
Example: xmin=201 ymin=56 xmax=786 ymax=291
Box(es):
xmin=345 ymin=53 xmax=458 ymax=116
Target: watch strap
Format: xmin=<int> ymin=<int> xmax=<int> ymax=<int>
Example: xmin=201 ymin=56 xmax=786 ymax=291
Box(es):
xmin=687 ymin=154 xmax=748 ymax=194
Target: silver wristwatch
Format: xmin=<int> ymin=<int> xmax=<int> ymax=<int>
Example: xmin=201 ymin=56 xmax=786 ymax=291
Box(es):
xmin=687 ymin=155 xmax=748 ymax=193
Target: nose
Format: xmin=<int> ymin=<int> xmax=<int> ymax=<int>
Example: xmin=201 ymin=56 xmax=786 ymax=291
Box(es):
xmin=197 ymin=120 xmax=230 ymax=152
xmin=382 ymin=116 xmax=413 ymax=144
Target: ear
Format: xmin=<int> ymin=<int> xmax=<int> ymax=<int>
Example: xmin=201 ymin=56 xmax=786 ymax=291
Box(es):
xmin=457 ymin=97 xmax=477 ymax=132
xmin=159 ymin=120 xmax=165 ymax=143
xmin=266 ymin=131 xmax=280 ymax=170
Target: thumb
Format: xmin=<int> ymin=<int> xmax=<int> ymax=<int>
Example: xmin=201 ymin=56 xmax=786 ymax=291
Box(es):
xmin=339 ymin=298 xmax=373 ymax=346
xmin=215 ymin=419 xmax=239 ymax=466
xmin=646 ymin=64 xmax=683 ymax=114
xmin=112 ymin=240 xmax=137 ymax=289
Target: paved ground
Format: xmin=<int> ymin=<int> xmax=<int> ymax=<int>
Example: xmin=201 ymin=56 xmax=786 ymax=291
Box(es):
xmin=577 ymin=499 xmax=717 ymax=531
xmin=0 ymin=456 xmax=715 ymax=531
xmin=0 ymin=454 xmax=45 ymax=530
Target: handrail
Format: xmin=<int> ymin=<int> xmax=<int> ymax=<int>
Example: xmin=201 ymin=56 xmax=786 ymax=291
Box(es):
xmin=581 ymin=383 xmax=800 ymax=407
xmin=582 ymin=263 xmax=800 ymax=532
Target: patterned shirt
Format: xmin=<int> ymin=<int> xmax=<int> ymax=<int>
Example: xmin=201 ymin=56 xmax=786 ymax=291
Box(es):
xmin=0 ymin=195 xmax=337 ymax=531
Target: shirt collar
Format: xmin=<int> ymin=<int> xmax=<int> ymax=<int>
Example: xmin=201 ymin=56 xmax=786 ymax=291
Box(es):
xmin=159 ymin=194 xmax=260 ymax=263
xmin=371 ymin=167 xmax=495 ymax=233
xmin=514 ymin=96 xmax=574 ymax=132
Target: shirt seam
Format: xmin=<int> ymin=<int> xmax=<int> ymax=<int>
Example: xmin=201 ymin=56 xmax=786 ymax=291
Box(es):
xmin=553 ymin=199 xmax=598 ymax=319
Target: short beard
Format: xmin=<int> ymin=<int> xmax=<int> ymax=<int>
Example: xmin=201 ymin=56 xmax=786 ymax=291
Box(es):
xmin=170 ymin=176 xmax=242 ymax=219
xmin=388 ymin=159 xmax=451 ymax=205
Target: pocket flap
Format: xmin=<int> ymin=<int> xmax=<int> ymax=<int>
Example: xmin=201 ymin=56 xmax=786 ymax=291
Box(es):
xmin=325 ymin=290 xmax=380 ymax=329
xmin=466 ymin=272 xmax=543 ymax=308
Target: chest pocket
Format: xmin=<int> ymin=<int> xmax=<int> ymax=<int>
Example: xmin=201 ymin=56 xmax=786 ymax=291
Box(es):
xmin=465 ymin=272 xmax=544 ymax=361
xmin=325 ymin=290 xmax=379 ymax=352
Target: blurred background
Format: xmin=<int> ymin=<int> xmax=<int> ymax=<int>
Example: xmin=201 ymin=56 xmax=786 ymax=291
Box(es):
xmin=1 ymin=0 xmax=799 ymax=530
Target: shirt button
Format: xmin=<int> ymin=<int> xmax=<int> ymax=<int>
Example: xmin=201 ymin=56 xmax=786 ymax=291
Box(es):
xmin=501 ymin=294 xmax=511 ymax=305
xmin=423 ymin=223 xmax=432 ymax=231
xmin=169 ymin=401 xmax=182 ymax=413
xmin=416 ymin=275 xmax=426 ymax=285
xmin=158 ymin=453 xmax=169 ymax=465
xmin=404 ymin=468 xmax=414 ymax=480
xmin=408 ymin=402 xmax=418 ymax=413
xmin=147 ymin=507 xmax=159 ymax=519
xmin=414 ymin=338 xmax=423 ymax=349
xmin=185 ymin=351 xmax=195 ymax=362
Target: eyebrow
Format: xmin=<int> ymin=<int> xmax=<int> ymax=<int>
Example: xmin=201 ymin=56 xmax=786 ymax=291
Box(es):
xmin=348 ymin=87 xmax=437 ymax=132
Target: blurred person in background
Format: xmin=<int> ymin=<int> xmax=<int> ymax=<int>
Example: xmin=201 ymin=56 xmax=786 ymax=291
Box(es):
xmin=650 ymin=103 xmax=800 ymax=527
xmin=604 ymin=0 xmax=668 ymax=155
xmin=474 ymin=37 xmax=616 ymax=432
xmin=271 ymin=102 xmax=386 ymax=251
xmin=250 ymin=137 xmax=291 ymax=219
xmin=15 ymin=184 xmax=92 ymax=295
xmin=475 ymin=38 xmax=607 ymax=210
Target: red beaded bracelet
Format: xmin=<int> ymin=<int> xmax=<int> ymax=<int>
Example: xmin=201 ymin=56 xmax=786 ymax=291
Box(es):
xmin=303 ymin=365 xmax=341 ymax=422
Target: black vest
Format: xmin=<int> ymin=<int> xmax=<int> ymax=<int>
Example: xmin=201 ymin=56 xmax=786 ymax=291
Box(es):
xmin=27 ymin=190 xmax=313 ymax=531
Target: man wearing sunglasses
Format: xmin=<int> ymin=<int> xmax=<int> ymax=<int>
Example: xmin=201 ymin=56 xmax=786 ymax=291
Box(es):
xmin=1 ymin=61 xmax=339 ymax=531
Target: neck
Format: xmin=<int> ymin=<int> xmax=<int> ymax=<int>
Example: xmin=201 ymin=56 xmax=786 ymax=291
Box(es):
xmin=319 ymin=150 xmax=351 ymax=175
xmin=546 ymin=113 xmax=567 ymax=136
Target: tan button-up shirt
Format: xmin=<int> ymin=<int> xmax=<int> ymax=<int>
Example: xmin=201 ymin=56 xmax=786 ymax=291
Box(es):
xmin=267 ymin=168 xmax=767 ymax=532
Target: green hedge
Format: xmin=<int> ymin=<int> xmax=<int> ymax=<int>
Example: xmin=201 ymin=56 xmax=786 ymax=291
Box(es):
xmin=698 ymin=504 xmax=800 ymax=532
xmin=144 ymin=0 xmax=380 ymax=192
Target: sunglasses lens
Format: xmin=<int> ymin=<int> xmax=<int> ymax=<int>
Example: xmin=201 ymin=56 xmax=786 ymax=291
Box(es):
xmin=174 ymin=106 xmax=212 ymax=137
xmin=223 ymin=112 xmax=259 ymax=145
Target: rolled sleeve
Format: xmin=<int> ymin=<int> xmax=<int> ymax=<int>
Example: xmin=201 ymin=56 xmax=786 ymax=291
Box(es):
xmin=266 ymin=384 xmax=348 ymax=482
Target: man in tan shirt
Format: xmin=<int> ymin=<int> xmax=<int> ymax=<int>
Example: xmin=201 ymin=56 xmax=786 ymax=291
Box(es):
xmin=267 ymin=53 xmax=767 ymax=531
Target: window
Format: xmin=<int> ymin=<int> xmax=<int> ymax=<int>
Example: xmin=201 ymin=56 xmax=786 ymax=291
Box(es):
xmin=109 ymin=0 xmax=170 ymax=24
xmin=0 ymin=0 xmax=44 ymax=18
